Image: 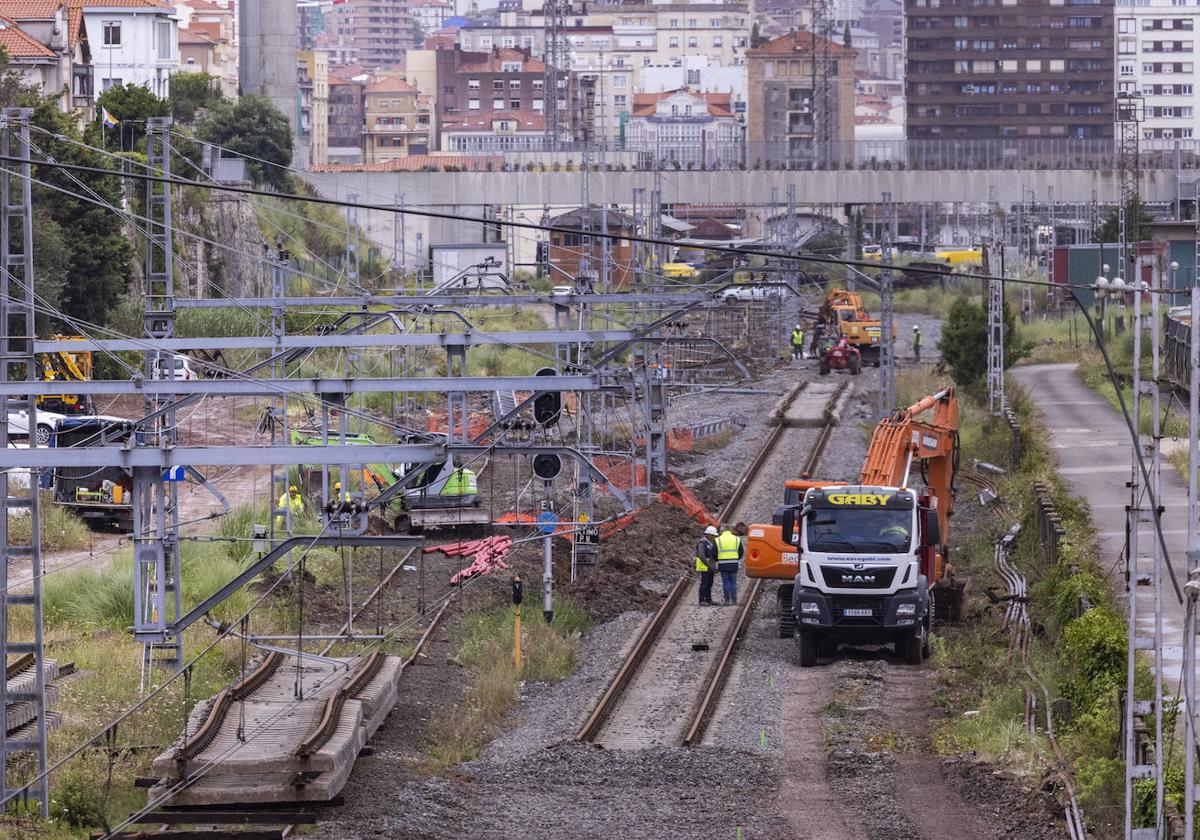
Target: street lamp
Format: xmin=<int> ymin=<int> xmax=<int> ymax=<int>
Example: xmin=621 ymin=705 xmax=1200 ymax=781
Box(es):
xmin=1171 ymin=260 xmax=1180 ymax=290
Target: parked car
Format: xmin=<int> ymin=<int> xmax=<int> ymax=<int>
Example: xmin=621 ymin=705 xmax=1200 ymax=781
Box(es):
xmin=720 ymin=285 xmax=781 ymax=303
xmin=550 ymin=285 xmax=576 ymax=297
xmin=151 ymin=355 xmax=197 ymax=381
xmin=6 ymin=409 xmax=65 ymax=447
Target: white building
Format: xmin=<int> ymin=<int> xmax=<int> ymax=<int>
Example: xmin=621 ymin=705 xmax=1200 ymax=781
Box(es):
xmin=83 ymin=0 xmax=179 ymax=99
xmin=1116 ymin=0 xmax=1199 ymax=143
xmin=638 ymin=55 xmax=746 ymax=102
xmin=624 ymin=88 xmax=743 ymax=167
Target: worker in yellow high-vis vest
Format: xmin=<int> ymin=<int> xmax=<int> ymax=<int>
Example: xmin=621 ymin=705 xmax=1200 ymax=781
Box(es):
xmin=714 ymin=525 xmax=744 ymax=605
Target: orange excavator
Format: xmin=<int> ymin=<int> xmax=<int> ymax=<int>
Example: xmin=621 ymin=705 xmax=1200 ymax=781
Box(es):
xmin=745 ymin=387 xmax=959 ymax=666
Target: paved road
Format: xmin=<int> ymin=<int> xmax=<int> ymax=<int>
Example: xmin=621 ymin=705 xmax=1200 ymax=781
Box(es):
xmin=1011 ymin=363 xmax=1189 ymax=694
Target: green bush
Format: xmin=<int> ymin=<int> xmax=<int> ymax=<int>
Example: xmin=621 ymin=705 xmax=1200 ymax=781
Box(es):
xmin=1060 ymin=606 xmax=1126 ymax=714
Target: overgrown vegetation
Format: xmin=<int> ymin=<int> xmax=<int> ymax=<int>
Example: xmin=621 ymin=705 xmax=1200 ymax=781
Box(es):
xmin=892 ymin=362 xmax=1139 ymax=834
xmin=427 ymin=597 xmax=591 ymax=768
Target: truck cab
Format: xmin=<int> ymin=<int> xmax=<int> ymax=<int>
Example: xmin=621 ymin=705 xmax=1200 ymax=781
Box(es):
xmin=780 ymin=484 xmax=941 ymax=666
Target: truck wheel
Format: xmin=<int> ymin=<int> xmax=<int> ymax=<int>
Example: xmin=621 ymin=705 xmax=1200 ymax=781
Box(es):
xmin=897 ymin=628 xmax=923 ymax=665
xmin=797 ymin=629 xmax=818 ymax=667
xmin=777 ymin=583 xmax=795 ymax=639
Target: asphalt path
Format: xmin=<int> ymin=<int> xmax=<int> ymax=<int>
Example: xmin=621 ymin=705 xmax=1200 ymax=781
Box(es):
xmin=1011 ymin=363 xmax=1189 ymax=696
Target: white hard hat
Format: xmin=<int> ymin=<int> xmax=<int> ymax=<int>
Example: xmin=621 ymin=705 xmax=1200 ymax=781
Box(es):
xmin=795 ymin=324 xmax=802 ymax=329
xmin=704 ymin=525 xmax=719 ymax=536
xmin=912 ymin=324 xmax=919 ymax=330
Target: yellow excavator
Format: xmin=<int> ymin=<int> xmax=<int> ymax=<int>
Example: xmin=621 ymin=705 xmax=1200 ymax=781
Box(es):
xmin=37 ymin=336 xmax=94 ymax=415
xmin=818 ymin=289 xmax=894 ymax=368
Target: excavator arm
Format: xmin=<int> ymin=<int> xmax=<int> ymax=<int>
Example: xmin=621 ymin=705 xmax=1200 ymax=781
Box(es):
xmin=859 ymin=387 xmax=958 ymax=543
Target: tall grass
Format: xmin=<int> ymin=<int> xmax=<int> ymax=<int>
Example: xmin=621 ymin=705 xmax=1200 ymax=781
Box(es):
xmin=427 ymin=595 xmax=590 ymax=768
xmin=8 ymin=492 xmax=90 ymax=553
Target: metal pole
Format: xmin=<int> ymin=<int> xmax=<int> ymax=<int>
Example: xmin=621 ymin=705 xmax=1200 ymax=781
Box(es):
xmin=1125 ymin=275 xmax=1142 ymax=840
xmin=1150 ymin=269 xmax=1164 ymax=833
xmin=878 ymin=192 xmax=895 ymax=419
xmin=543 ymin=533 xmax=554 ymax=623
xmin=1186 ymin=284 xmax=1199 ymax=840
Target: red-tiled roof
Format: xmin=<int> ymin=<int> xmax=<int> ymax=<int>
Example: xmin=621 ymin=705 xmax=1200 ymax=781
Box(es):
xmin=747 ymin=31 xmax=855 ymax=57
xmin=183 ymin=0 xmax=228 ymax=11
xmin=0 ymin=0 xmax=83 ymax=46
xmin=0 ymin=16 xmax=55 ymax=56
xmin=631 ymin=89 xmax=733 ymax=118
xmin=312 ymin=155 xmax=506 ymax=173
xmin=81 ymin=0 xmax=173 ymax=8
xmin=178 ymin=23 xmax=214 ymax=44
xmin=442 ymin=109 xmax=544 ymax=131
xmin=458 ymin=47 xmax=544 ymax=72
xmin=365 ymin=76 xmax=418 ymax=94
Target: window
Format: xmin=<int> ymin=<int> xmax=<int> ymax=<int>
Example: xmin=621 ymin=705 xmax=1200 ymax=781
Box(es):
xmin=713 ymin=36 xmax=723 ymax=47
xmin=1120 ymin=62 xmax=1135 ymax=75
xmin=479 ymin=35 xmax=492 ymax=47
xmin=1026 ymin=81 xmax=1041 ymax=92
xmin=687 ymin=68 xmax=701 ymax=84
xmin=510 ymin=98 xmax=521 ymax=109
xmin=687 ymin=36 xmax=698 ymax=47
xmin=102 ymin=21 xmax=120 ymax=46
xmin=532 ymin=98 xmax=544 ymax=110
xmin=101 ymin=77 xmax=122 ymax=90
xmin=688 ymin=17 xmax=697 ymax=26
xmin=468 ymin=79 xmax=480 ymax=91
xmin=953 ymin=15 xmax=969 ymax=26
xmin=468 ymin=98 xmax=480 ymax=110
xmin=1184 ymin=128 xmax=1194 ymax=137
xmin=1026 ymin=59 xmax=1041 ymax=71
xmin=613 ymin=75 xmax=626 ymax=87
xmin=532 ymin=79 xmax=544 ymax=91
xmin=490 ymin=97 xmax=503 ymax=109
xmin=710 ymin=17 xmax=720 ymax=26
xmin=493 ymin=79 xmax=504 ymax=91
xmin=614 ymin=94 xmax=626 ymax=107
xmin=510 ymin=79 xmax=521 ymax=89
xmin=1119 ymin=17 xmax=1135 ymax=33
xmin=503 ymin=36 xmax=515 ymax=47
xmin=1184 ymin=83 xmax=1194 ymax=93
xmin=1119 ymin=37 xmax=1136 ymax=53
xmin=669 ymin=36 xmax=679 ymax=47
xmin=670 ymin=17 xmax=679 ymax=26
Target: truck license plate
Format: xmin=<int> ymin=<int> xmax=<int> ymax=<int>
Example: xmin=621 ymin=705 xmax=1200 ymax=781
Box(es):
xmin=843 ymin=608 xmax=873 ymax=617
xmin=781 ymin=552 xmax=798 ymax=565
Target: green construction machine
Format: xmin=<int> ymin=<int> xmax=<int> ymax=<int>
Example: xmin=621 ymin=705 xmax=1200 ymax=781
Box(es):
xmin=291 ymin=431 xmax=487 ymax=533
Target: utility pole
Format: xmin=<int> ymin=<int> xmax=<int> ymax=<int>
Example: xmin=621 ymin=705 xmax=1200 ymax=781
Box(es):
xmin=985 ymin=237 xmax=1005 ymax=416
xmin=877 ymin=192 xmax=895 ymax=418
xmin=0 ymin=107 xmax=48 ymax=817
xmin=135 ymin=117 xmax=184 ymax=677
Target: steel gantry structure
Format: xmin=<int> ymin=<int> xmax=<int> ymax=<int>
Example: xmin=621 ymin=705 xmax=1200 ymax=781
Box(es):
xmin=0 ymin=114 xmax=828 ymax=811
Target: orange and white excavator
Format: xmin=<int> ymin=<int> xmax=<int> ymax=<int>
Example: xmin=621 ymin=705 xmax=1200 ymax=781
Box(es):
xmin=745 ymin=387 xmax=959 ymax=666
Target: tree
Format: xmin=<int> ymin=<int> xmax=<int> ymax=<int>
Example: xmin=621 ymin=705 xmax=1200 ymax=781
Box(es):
xmin=170 ymin=72 xmax=224 ymax=123
xmin=1095 ymin=196 xmax=1155 ymax=244
xmin=96 ymin=83 xmax=170 ymax=150
xmin=196 ymin=96 xmax=293 ymax=190
xmin=937 ymin=296 xmax=1026 ymax=396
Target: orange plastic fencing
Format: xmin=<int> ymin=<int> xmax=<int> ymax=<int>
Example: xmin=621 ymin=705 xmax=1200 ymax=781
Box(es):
xmin=660 ymin=474 xmax=719 ymax=527
xmin=425 ymin=410 xmax=492 ymax=441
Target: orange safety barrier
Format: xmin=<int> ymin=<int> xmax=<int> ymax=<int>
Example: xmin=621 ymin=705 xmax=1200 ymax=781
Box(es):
xmin=660 ymin=474 xmax=719 ymax=527
xmin=666 ymin=427 xmax=694 ymax=452
xmin=592 ymin=456 xmax=648 ymax=494
xmin=425 ymin=410 xmax=492 ymax=441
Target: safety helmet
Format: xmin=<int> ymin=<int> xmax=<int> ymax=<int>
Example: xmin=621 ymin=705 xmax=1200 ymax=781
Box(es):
xmin=795 ymin=324 xmax=802 ymax=329
xmin=289 ymin=485 xmax=298 ymax=492
xmin=912 ymin=324 xmax=919 ymax=330
xmin=334 ymin=482 xmax=342 ymax=491
xmin=705 ymin=525 xmax=719 ymax=536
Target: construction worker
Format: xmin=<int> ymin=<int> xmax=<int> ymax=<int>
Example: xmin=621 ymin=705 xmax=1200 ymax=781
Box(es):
xmin=695 ymin=525 xmax=718 ymax=606
xmin=326 ymin=481 xmax=354 ymax=515
xmin=440 ymin=467 xmax=478 ymax=498
xmin=879 ymin=521 xmax=910 ymax=548
xmin=912 ymin=324 xmax=923 ymax=363
xmin=790 ymin=324 xmax=805 ymax=361
xmin=714 ymin=525 xmax=744 ymax=605
xmin=275 ymin=485 xmax=304 ymax=529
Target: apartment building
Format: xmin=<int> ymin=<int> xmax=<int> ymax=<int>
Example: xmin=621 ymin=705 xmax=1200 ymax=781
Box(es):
xmin=625 ymin=88 xmax=743 ymax=166
xmin=434 ymin=47 xmax=554 ymax=147
xmin=83 ymin=0 xmax=178 ymax=98
xmin=327 ymin=0 xmax=419 ymax=70
xmin=363 ymin=75 xmax=433 ymax=162
xmin=1116 ymin=0 xmax=1200 ymax=143
xmin=328 ymin=74 xmax=366 ymax=163
xmin=176 ymin=0 xmax=236 ymax=95
xmin=0 ymin=0 xmax=92 ymax=117
xmin=905 ymin=0 xmax=1114 ymax=143
xmin=746 ymin=31 xmax=855 ymax=165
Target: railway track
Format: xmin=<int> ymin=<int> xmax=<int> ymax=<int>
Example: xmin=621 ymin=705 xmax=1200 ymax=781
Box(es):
xmin=107 ymin=557 xmax=457 ymax=840
xmin=577 ymin=379 xmax=849 ymax=748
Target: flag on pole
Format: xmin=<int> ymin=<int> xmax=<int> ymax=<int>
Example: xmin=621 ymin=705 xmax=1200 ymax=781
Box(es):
xmin=101 ymin=107 xmax=118 ymax=129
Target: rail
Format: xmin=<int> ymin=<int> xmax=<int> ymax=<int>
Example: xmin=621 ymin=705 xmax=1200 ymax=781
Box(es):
xmin=578 ymin=378 xmax=844 ymax=747
xmin=295 ymin=650 xmax=387 ymax=760
xmin=5 ymin=652 xmax=33 ymax=680
xmin=174 ymin=650 xmax=284 ymax=763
